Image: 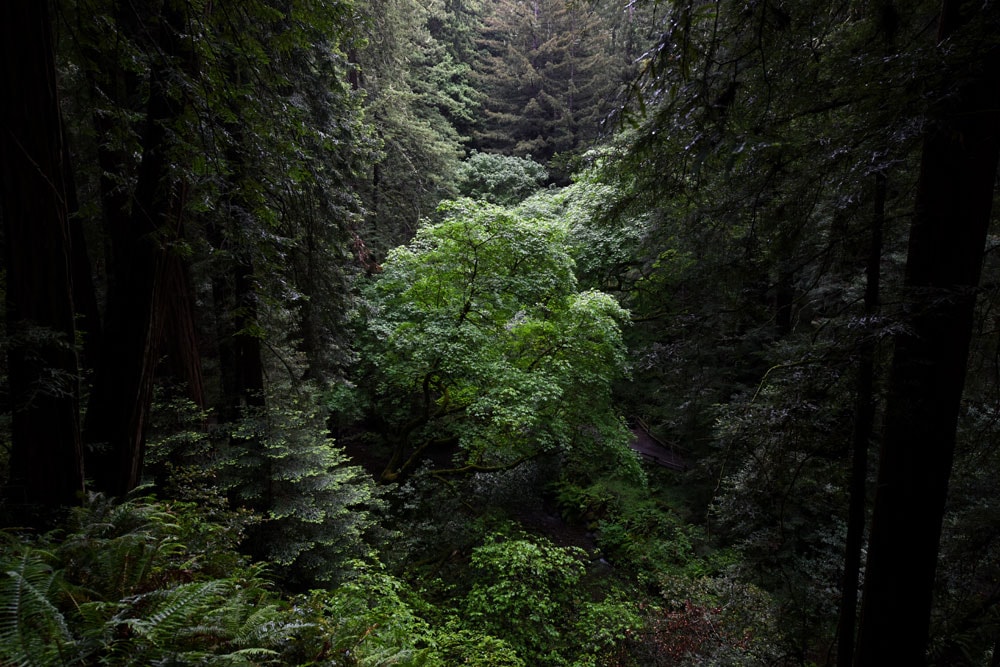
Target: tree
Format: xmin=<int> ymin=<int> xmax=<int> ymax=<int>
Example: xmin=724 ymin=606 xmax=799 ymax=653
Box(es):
xmin=0 ymin=1 xmax=85 ymax=510
xmin=455 ymin=151 xmax=548 ymax=205
xmin=80 ymin=0 xmax=198 ymax=497
xmin=471 ymin=0 xmax=622 ymax=175
xmin=354 ymin=0 xmax=469 ymax=256
xmin=354 ymin=198 xmax=635 ymax=483
xmin=57 ymin=0 xmax=373 ymax=497
xmin=221 ymin=383 xmax=382 ymax=589
xmin=597 ymin=0 xmax=952 ymax=659
xmin=854 ymin=3 xmax=1000 ymax=663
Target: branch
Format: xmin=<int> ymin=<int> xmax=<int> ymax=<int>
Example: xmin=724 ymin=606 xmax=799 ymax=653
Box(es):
xmin=428 ymin=452 xmax=540 ymax=479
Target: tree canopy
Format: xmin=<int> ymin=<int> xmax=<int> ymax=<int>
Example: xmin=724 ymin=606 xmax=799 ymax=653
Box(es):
xmin=354 ymin=198 xmax=635 ymax=482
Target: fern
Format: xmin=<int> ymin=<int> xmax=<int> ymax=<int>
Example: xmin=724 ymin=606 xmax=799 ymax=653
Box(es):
xmin=0 ymin=548 xmax=80 ymax=667
xmin=111 ymin=579 xmax=228 ymax=663
xmin=58 ymin=493 xmax=189 ymax=598
xmin=0 ymin=496 xmax=359 ymax=665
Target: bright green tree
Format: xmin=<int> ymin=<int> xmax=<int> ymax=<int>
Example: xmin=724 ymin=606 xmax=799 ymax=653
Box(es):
xmin=354 ymin=198 xmax=636 ymax=483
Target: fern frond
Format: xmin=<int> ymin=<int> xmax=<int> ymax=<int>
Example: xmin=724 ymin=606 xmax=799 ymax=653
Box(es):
xmin=58 ymin=494 xmax=189 ymax=598
xmin=209 ymin=646 xmax=280 ymax=665
xmin=124 ymin=579 xmax=228 ymax=641
xmin=0 ymin=550 xmax=79 ymax=667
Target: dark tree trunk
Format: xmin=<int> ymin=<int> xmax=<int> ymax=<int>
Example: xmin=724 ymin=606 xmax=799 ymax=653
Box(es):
xmin=83 ymin=2 xmax=192 ymax=496
xmin=837 ymin=171 xmax=885 ymax=667
xmin=160 ymin=240 xmax=206 ymax=409
xmin=208 ymin=189 xmax=266 ymax=421
xmin=222 ymin=260 xmax=266 ymax=412
xmin=854 ymin=4 xmax=1000 ymax=664
xmin=62 ymin=124 xmax=103 ymax=369
xmin=1 ymin=1 xmax=85 ymax=509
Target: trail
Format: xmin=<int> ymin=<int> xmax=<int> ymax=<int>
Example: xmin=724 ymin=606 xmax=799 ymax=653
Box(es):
xmin=629 ymin=424 xmax=687 ymax=471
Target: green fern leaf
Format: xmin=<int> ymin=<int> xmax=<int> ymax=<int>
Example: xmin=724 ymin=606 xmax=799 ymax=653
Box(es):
xmin=0 ymin=550 xmax=78 ymax=667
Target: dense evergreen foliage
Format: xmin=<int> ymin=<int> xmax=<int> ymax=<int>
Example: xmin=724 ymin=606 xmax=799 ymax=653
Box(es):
xmin=2 ymin=0 xmax=1000 ymax=664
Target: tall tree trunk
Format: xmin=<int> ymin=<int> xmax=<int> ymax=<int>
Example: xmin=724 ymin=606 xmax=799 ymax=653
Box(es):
xmin=160 ymin=240 xmax=206 ymax=409
xmin=1 ymin=1 xmax=85 ymax=509
xmin=837 ymin=171 xmax=885 ymax=667
xmin=83 ymin=2 xmax=191 ymax=496
xmin=854 ymin=3 xmax=1000 ymax=664
xmin=62 ymin=122 xmax=103 ymax=370
xmin=213 ymin=257 xmax=266 ymax=416
xmin=209 ymin=117 xmax=267 ymax=422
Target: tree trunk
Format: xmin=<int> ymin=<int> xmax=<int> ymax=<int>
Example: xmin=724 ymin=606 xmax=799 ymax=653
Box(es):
xmin=160 ymin=240 xmax=207 ymax=409
xmin=209 ymin=160 xmax=266 ymax=420
xmin=215 ymin=258 xmax=266 ymax=415
xmin=83 ymin=2 xmax=192 ymax=496
xmin=62 ymin=122 xmax=103 ymax=370
xmin=1 ymin=1 xmax=85 ymax=509
xmin=837 ymin=171 xmax=884 ymax=667
xmin=854 ymin=4 xmax=1000 ymax=664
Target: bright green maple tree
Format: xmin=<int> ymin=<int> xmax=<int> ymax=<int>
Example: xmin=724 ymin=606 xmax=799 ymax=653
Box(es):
xmin=354 ymin=198 xmax=636 ymax=482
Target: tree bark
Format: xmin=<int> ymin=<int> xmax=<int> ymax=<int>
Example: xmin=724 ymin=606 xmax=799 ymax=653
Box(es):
xmin=83 ymin=1 xmax=193 ymax=496
xmin=837 ymin=171 xmax=884 ymax=667
xmin=1 ymin=1 xmax=85 ymax=509
xmin=854 ymin=3 xmax=1000 ymax=664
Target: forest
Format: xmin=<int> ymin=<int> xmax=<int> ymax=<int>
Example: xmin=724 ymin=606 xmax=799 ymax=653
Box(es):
xmin=1 ymin=0 xmax=999 ymax=664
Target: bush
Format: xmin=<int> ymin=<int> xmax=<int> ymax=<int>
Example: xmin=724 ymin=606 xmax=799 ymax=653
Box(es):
xmin=462 ymin=532 xmax=639 ymax=666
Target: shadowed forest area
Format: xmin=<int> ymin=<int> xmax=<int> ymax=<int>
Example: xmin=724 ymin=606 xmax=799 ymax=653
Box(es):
xmin=2 ymin=0 xmax=1000 ymax=664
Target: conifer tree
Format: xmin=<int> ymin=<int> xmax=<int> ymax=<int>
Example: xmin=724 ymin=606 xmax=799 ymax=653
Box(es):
xmin=472 ymin=0 xmax=621 ymax=176
xmin=353 ymin=0 xmax=472 ymax=256
xmin=855 ymin=3 xmax=1000 ymax=662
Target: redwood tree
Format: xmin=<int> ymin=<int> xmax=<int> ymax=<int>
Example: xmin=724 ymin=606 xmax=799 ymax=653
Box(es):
xmin=854 ymin=2 xmax=1000 ymax=663
xmin=82 ymin=0 xmax=195 ymax=496
xmin=0 ymin=1 xmax=85 ymax=509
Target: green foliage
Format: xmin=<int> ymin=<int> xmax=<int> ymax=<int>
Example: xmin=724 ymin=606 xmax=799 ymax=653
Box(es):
xmin=598 ymin=506 xmax=711 ymax=583
xmin=221 ymin=383 xmax=383 ymax=588
xmin=456 ymin=151 xmax=548 ymax=205
xmin=428 ymin=625 xmax=524 ymax=666
xmin=470 ymin=0 xmax=625 ymax=172
xmin=535 ymin=166 xmax=651 ymax=294
xmin=462 ymin=532 xmax=639 ymax=666
xmin=707 ymin=354 xmax=853 ymax=655
xmin=357 ymin=198 xmax=634 ymax=482
xmin=554 ymin=476 xmax=718 ymax=590
xmin=0 ymin=495 xmax=302 ymax=666
xmin=355 ymin=0 xmax=472 ymax=254
xmin=0 ymin=546 xmax=77 ymax=667
xmin=465 ymin=534 xmax=586 ymax=639
xmin=2 ymin=495 xmax=590 ymax=667
xmin=291 ymin=570 xmax=438 ymax=666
